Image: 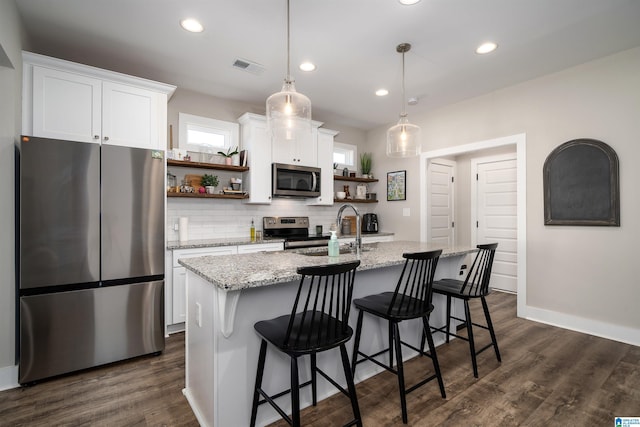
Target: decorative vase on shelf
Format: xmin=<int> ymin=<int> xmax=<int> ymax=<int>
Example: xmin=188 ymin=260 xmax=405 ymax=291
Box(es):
xmin=225 ymin=157 xmax=232 ymax=165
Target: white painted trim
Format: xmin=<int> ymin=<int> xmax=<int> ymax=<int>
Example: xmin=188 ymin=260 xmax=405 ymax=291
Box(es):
xmin=421 ymin=133 xmax=527 ymax=318
xmin=0 ymin=365 xmax=19 ymax=391
xmin=525 ymin=306 xmax=640 ymax=347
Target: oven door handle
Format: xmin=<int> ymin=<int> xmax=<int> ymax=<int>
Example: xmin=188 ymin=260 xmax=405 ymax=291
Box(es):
xmin=312 ymin=172 xmax=318 ymax=192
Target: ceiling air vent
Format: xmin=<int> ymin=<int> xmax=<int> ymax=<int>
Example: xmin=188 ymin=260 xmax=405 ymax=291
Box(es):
xmin=232 ymin=58 xmax=265 ymax=75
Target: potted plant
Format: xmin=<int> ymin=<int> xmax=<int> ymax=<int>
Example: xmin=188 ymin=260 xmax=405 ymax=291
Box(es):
xmin=333 ymin=162 xmax=340 ymax=175
xmin=217 ymin=146 xmax=239 ymax=165
xmin=201 ymin=174 xmax=219 ymax=194
xmin=360 ymin=152 xmax=372 ymax=178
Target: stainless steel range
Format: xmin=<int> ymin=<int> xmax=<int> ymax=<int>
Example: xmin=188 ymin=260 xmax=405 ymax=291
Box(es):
xmin=263 ymin=216 xmax=329 ymax=249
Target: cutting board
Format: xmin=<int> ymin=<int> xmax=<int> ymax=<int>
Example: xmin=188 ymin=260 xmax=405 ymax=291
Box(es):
xmin=344 ymin=215 xmax=358 ymax=234
xmin=184 ymin=174 xmax=203 ymax=190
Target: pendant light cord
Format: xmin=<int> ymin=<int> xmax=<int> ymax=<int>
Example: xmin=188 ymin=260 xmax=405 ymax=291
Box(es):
xmin=286 ymin=0 xmax=291 ymax=83
xmin=401 ymin=49 xmax=406 ymax=116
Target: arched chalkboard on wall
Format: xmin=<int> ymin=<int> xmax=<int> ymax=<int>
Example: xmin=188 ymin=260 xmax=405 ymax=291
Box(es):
xmin=544 ymin=138 xmax=619 ymax=226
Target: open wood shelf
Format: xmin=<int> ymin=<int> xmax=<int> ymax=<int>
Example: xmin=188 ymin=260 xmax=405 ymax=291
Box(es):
xmin=167 ymin=192 xmax=249 ymax=200
xmin=333 ymin=198 xmax=378 ymax=203
xmin=333 ymin=175 xmax=378 ymax=183
xmin=167 ymin=159 xmax=249 ymax=172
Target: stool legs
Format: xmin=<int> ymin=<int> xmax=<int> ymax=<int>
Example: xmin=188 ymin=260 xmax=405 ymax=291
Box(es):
xmin=351 ymin=311 xmax=446 ymax=424
xmin=290 ymin=357 xmax=301 ymax=427
xmin=392 ymin=322 xmax=408 ymax=424
xmin=463 ymin=300 xmax=479 ymax=378
xmin=482 ymin=296 xmax=501 ymax=362
xmin=351 ymin=310 xmax=364 ymax=375
xmin=340 ymin=343 xmax=363 ymax=427
xmin=250 ymin=340 xmax=268 ymax=427
xmin=421 ymin=317 xmax=446 ymax=398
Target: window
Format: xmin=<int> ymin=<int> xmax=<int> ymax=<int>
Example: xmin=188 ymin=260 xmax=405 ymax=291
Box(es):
xmin=178 ymin=113 xmax=239 ymax=156
xmin=333 ymin=142 xmax=357 ymax=170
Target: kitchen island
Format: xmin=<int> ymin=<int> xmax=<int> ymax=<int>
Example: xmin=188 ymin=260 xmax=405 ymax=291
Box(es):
xmin=179 ymin=241 xmax=475 ymax=427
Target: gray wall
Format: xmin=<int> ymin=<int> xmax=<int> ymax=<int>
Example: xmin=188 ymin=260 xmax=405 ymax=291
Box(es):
xmin=371 ymin=46 xmax=640 ymax=337
xmin=0 ymin=0 xmax=24 ymax=386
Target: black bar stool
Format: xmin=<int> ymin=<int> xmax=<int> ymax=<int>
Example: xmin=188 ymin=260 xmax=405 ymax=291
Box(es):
xmin=250 ymin=260 xmax=362 ymax=427
xmin=428 ymin=243 xmax=501 ymax=378
xmin=350 ymin=250 xmax=445 ymax=424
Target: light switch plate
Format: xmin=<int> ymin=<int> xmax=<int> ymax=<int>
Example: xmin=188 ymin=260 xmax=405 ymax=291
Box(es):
xmin=403 ymin=208 xmax=410 ymax=217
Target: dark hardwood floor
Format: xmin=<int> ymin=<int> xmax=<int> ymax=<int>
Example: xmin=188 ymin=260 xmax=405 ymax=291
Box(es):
xmin=1 ymin=292 xmax=638 ymax=426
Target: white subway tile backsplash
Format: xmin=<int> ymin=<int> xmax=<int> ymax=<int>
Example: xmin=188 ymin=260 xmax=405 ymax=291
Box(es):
xmin=167 ymin=198 xmax=376 ymax=241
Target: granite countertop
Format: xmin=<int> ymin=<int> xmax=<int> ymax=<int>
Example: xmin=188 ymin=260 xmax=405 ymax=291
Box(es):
xmin=167 ymin=237 xmax=285 ymax=250
xmin=167 ymin=232 xmax=393 ymax=250
xmin=178 ymin=240 xmax=476 ymax=292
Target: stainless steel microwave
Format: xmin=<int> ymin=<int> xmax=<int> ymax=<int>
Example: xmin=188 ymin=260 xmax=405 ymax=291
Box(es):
xmin=272 ymin=163 xmax=321 ymax=198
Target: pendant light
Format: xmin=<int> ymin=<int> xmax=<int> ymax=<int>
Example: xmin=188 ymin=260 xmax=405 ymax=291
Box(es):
xmin=386 ymin=43 xmax=421 ymax=157
xmin=266 ymin=0 xmax=312 ymax=143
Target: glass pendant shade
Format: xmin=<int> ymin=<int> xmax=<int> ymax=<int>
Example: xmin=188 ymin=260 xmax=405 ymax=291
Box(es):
xmin=386 ymin=42 xmax=421 ymax=158
xmin=386 ymin=114 xmax=421 ymax=157
xmin=266 ymin=80 xmax=312 ymax=142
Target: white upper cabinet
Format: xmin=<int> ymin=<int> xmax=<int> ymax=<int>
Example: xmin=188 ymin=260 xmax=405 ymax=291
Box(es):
xmin=23 ymin=52 xmax=175 ymax=150
xmin=271 ymin=128 xmax=318 ymax=167
xmin=238 ymin=113 xmax=272 ymax=204
xmin=307 ymin=128 xmax=338 ymax=206
xmin=31 ymin=66 xmax=102 ymax=143
xmin=101 ymin=82 xmax=159 ymax=149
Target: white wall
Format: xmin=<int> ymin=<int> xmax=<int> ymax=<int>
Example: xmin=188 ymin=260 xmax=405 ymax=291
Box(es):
xmin=370 ymin=47 xmax=640 ymax=343
xmin=0 ymin=0 xmax=24 ymax=389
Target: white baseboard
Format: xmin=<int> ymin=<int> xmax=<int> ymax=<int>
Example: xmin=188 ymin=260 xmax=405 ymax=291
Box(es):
xmin=525 ymin=305 xmax=640 ymax=347
xmin=183 ymin=388 xmax=210 ymax=427
xmin=0 ymin=364 xmax=19 ymax=391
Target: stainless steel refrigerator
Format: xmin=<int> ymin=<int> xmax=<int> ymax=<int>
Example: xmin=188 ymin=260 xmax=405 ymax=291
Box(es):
xmin=18 ymin=136 xmax=165 ymax=384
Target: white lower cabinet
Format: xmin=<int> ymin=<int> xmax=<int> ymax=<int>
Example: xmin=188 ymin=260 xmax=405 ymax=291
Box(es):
xmin=171 ymin=246 xmax=237 ymax=325
xmin=169 ymin=242 xmax=284 ymax=326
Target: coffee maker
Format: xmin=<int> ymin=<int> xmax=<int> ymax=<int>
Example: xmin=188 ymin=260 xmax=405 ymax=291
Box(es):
xmin=362 ymin=213 xmax=379 ymax=233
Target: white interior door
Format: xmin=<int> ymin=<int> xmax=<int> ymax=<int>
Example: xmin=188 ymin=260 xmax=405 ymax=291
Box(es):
xmin=427 ymin=159 xmax=455 ymax=246
xmin=473 ymin=155 xmax=517 ymax=293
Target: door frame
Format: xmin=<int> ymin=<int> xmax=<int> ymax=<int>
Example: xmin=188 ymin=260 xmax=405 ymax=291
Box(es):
xmin=426 ymin=158 xmax=456 ymax=245
xmin=420 ymin=133 xmax=527 ymax=317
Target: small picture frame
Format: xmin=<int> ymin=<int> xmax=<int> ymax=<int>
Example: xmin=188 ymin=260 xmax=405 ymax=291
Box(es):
xmin=387 ymin=170 xmax=406 ymax=201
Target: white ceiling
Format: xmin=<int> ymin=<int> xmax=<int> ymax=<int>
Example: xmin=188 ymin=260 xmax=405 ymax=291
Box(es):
xmin=15 ymin=0 xmax=640 ymax=130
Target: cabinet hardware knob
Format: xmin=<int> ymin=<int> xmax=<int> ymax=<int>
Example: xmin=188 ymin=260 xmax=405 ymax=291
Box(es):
xmin=94 ymin=135 xmax=99 ymax=139
xmin=104 ymin=136 xmax=109 ymax=141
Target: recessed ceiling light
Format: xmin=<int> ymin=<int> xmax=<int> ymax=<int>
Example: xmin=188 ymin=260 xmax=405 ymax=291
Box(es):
xmin=476 ymin=42 xmax=498 ymax=54
xmin=399 ymin=0 xmax=421 ymax=5
xmin=180 ymin=18 xmax=204 ymax=33
xmin=299 ymin=62 xmax=316 ymax=72
xmin=375 ymin=89 xmax=389 ymax=97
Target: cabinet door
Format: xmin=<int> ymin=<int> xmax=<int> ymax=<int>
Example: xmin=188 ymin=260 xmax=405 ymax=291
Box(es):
xmin=297 ymin=126 xmax=318 ymax=167
xmin=32 ymin=66 xmax=102 ymax=143
xmin=102 ymin=82 xmax=159 ymax=149
xmin=171 ymin=246 xmax=238 ymax=324
xmin=307 ymin=128 xmax=336 ymax=206
xmin=239 ymin=114 xmax=272 ymax=204
xmin=272 ymin=131 xmax=317 ymax=167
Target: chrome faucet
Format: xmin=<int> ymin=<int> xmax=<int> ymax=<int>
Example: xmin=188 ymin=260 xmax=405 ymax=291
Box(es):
xmin=336 ymin=203 xmax=361 ymax=255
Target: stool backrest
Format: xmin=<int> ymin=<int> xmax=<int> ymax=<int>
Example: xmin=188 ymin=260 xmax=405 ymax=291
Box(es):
xmin=285 ymin=260 xmax=361 ymax=348
xmin=461 ymin=243 xmax=498 ymax=296
xmin=388 ymin=250 xmax=442 ymax=316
